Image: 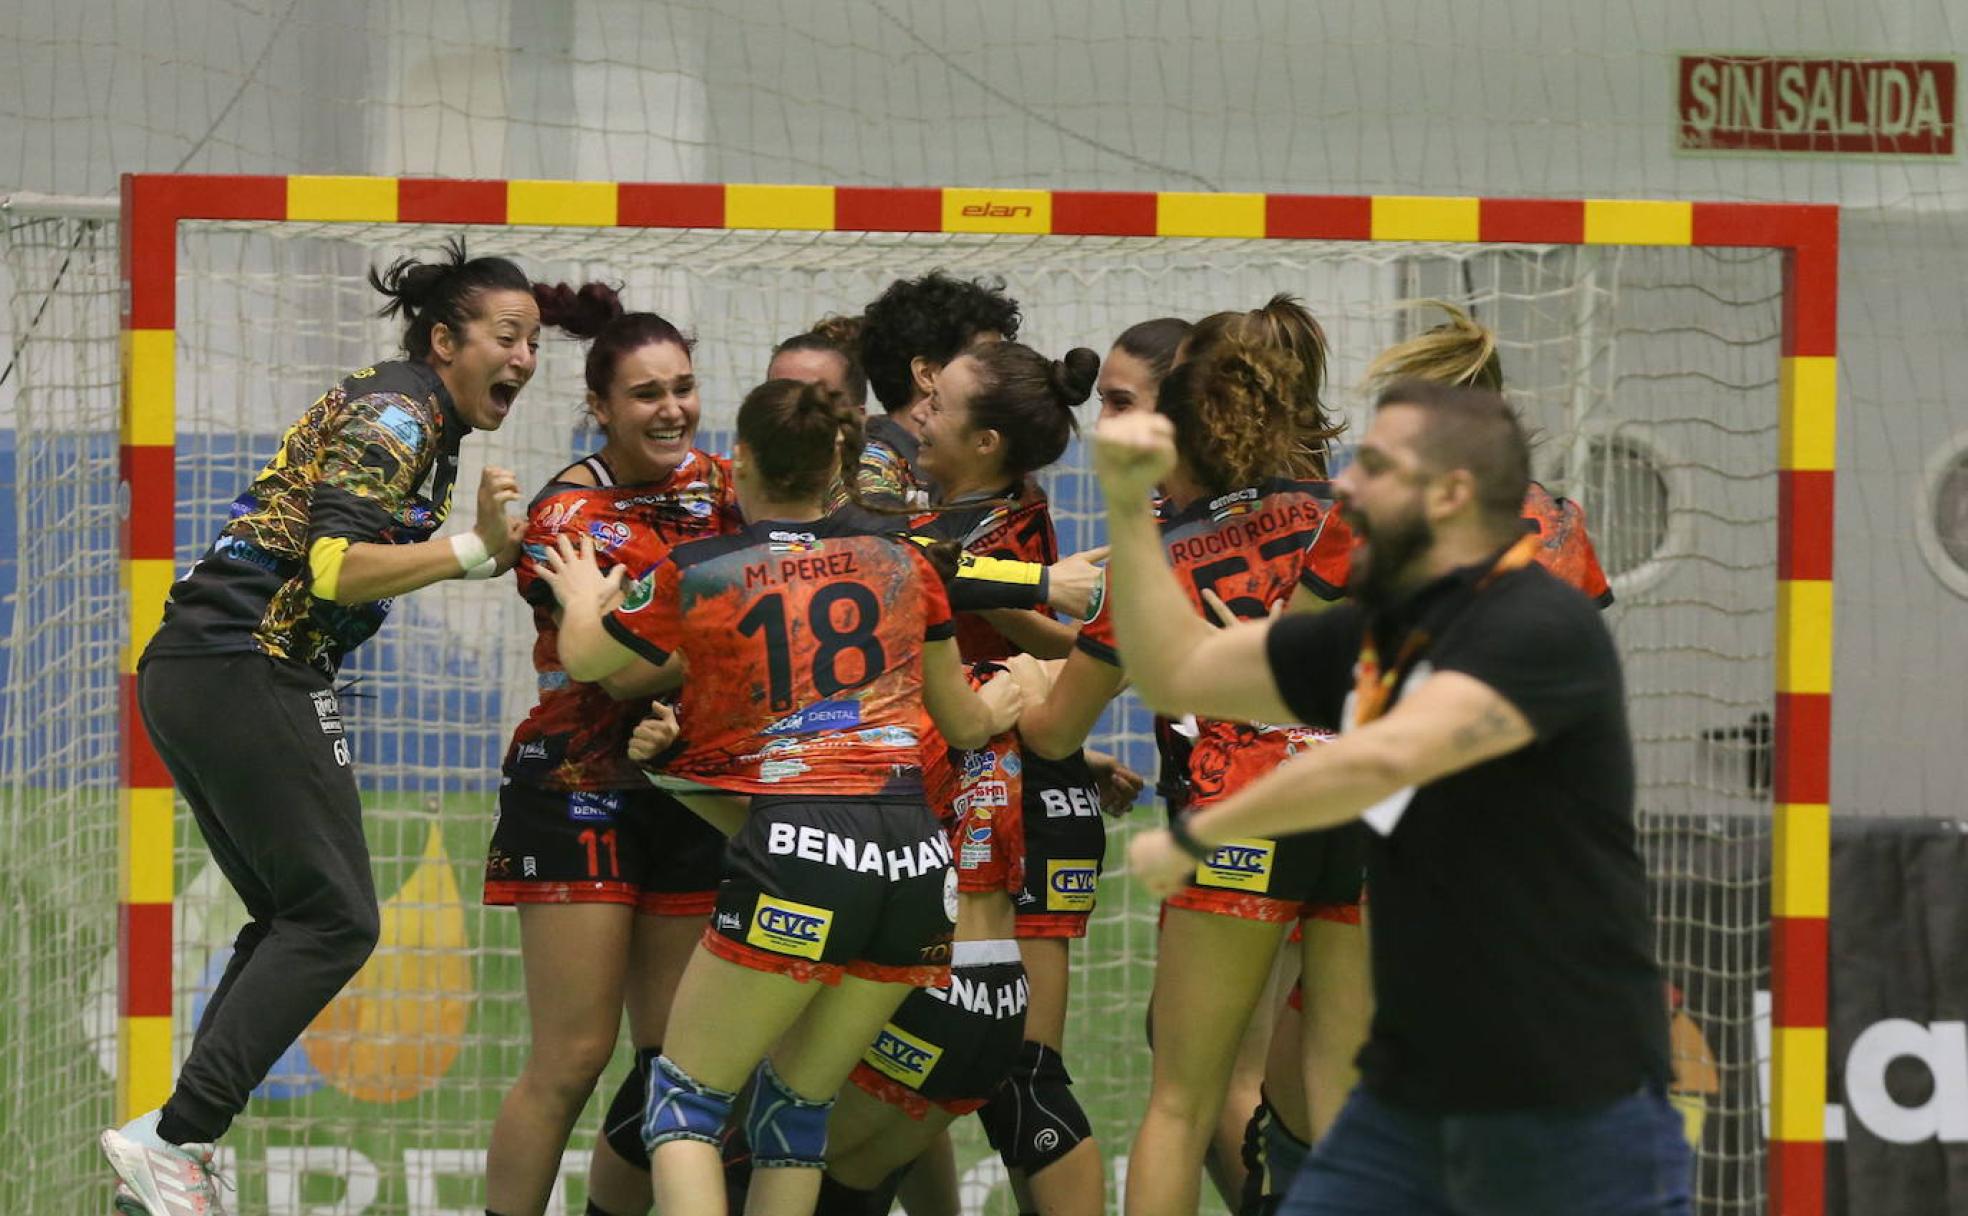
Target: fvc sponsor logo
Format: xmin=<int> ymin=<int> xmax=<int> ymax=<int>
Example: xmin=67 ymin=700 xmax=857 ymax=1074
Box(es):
xmin=1196 ymin=838 xmax=1276 ymax=893
xmin=747 ymin=895 xmax=832 ymax=960
xmin=1046 ymin=860 xmax=1099 ymax=913
xmin=864 ymin=1023 xmax=943 ymax=1087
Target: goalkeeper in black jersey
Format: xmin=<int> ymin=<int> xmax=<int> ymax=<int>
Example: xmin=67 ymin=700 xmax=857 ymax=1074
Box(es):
xmin=100 ymin=241 xmax=586 ymax=1216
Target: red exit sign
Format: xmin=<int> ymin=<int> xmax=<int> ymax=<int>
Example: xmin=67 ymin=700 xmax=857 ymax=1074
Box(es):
xmin=1678 ymin=55 xmax=1956 ymax=155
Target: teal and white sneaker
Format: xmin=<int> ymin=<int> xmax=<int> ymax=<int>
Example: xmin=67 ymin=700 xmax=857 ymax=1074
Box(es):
xmin=113 ymin=1184 xmax=148 ymax=1215
xmin=99 ymin=1111 xmax=226 ymax=1216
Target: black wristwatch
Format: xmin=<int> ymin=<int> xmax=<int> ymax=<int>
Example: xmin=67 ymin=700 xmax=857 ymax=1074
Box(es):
xmin=1167 ymin=811 xmax=1212 ymax=860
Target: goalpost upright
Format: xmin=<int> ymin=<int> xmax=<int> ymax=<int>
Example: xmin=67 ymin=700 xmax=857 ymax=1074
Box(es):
xmin=116 ymin=173 xmax=1839 ymax=1215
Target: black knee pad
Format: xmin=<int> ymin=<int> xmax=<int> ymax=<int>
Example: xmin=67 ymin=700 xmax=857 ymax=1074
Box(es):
xmin=814 ymin=1173 xmax=887 ymax=1216
xmin=1237 ymin=1087 xmax=1310 ymax=1216
xmin=978 ymin=1041 xmax=1093 ymax=1175
xmin=602 ymin=1046 xmax=662 ymax=1170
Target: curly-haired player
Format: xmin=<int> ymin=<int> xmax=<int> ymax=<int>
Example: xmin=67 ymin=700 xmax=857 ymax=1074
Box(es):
xmin=1017 ymin=297 xmax=1365 ymax=1216
xmin=1231 ymin=301 xmax=1615 ymax=1216
xmin=855 ymin=271 xmax=1022 ymax=506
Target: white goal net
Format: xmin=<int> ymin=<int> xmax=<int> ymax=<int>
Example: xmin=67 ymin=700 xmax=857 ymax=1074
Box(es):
xmin=2 ymin=200 xmax=1782 ymax=1215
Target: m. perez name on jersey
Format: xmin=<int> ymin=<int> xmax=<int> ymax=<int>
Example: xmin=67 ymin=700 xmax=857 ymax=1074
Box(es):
xmin=742 ymin=548 xmax=864 ymax=590
xmin=765 ymin=820 xmax=954 ymax=880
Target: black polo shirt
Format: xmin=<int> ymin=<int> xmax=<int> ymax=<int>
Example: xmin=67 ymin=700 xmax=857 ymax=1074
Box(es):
xmin=1264 ymin=557 xmax=1670 ymax=1112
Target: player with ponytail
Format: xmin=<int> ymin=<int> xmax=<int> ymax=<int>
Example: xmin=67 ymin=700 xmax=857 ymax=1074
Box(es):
xmin=537 ymin=378 xmax=1026 ymax=1216
xmin=482 ymin=284 xmax=743 ymax=1216
xmin=1017 ymin=296 xmax=1366 ymax=1216
xmin=104 ymin=240 xmax=551 ymax=1216
xmin=1229 ymin=301 xmax=1616 ymax=1216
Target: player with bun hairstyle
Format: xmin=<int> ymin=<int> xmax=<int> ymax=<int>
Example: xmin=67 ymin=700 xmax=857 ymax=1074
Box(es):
xmin=1015 ymin=296 xmax=1365 ymax=1216
xmin=481 ymin=284 xmax=743 ymax=1216
xmin=800 ymin=341 xmax=1139 ymax=1216
xmin=914 ymin=340 xmax=1097 ymax=660
xmin=923 ymin=340 xmax=1124 ymax=1216
xmin=855 ymin=271 xmax=1022 ymax=506
xmin=102 ymin=240 xmax=558 ymax=1216
xmin=537 ymin=379 xmax=1026 ymax=1216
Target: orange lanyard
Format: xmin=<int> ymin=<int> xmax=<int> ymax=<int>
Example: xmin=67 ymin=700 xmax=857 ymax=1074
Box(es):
xmin=1351 ymin=533 xmax=1540 ymax=727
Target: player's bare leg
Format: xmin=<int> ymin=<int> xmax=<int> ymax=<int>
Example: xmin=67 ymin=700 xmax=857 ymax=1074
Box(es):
xmin=1010 ymin=936 xmax=1104 ymax=1216
xmin=486 ymin=904 xmax=635 ymax=1216
xmin=1126 ymin=909 xmax=1288 ymax=1216
xmin=893 ymin=1130 xmax=961 ymax=1216
xmin=585 ymin=913 xmax=704 ymax=1216
xmin=825 ymin=1085 xmax=958 ymax=1199
xmin=740 ymin=974 xmax=915 ymax=1216
xmin=1297 ymin=915 xmax=1371 ymax=1144
xmin=651 ymin=952 xmax=907 ymax=1216
xmin=1206 ymin=942 xmax=1297 ymax=1209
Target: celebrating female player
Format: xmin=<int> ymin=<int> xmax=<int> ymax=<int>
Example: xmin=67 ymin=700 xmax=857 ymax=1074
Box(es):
xmin=1097 ymin=315 xmax=1287 ymax=1210
xmin=103 ymin=240 xmax=550 ymax=1216
xmin=482 ymin=285 xmax=740 ymax=1216
xmin=904 ymin=340 xmax=1118 ymax=1214
xmin=538 ymin=378 xmax=1024 ymax=1216
xmin=1016 ymin=297 xmax=1366 ymax=1216
xmin=1229 ymin=299 xmax=1615 ymax=1216
xmin=1096 ymin=317 xmax=1192 ymax=422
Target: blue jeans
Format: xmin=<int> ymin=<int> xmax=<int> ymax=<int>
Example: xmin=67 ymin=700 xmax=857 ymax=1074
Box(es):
xmin=1281 ymin=1084 xmax=1692 ymax=1216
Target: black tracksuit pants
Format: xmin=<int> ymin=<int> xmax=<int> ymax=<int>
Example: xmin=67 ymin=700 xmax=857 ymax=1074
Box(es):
xmin=137 ymin=652 xmax=380 ymax=1142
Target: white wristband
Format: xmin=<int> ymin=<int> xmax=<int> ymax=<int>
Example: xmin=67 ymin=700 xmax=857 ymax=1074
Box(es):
xmin=449 ymin=530 xmax=491 ymax=575
xmin=462 ymin=556 xmax=499 ymax=580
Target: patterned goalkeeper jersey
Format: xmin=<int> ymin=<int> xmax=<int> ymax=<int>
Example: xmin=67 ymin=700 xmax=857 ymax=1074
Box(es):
xmin=146 ymin=359 xmax=467 ymax=676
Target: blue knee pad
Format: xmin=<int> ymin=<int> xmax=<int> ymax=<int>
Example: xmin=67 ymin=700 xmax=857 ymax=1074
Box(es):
xmin=643 ymin=1054 xmax=736 ymax=1152
xmin=743 ymin=1057 xmax=833 ymax=1168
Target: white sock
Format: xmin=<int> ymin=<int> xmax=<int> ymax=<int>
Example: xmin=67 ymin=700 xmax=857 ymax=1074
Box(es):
xmin=116 ymin=1110 xmax=174 ymax=1150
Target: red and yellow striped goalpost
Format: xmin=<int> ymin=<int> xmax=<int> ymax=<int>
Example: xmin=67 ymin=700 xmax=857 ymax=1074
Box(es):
xmin=117 ymin=174 xmax=1838 ymax=1214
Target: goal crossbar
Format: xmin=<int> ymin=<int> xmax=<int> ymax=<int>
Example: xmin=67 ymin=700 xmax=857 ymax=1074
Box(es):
xmin=115 ymin=172 xmax=1840 ymax=1212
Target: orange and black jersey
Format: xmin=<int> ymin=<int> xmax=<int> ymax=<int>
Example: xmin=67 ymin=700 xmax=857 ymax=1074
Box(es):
xmin=504 ymin=450 xmax=740 ymax=791
xmin=1316 ymin=480 xmax=1613 ymax=607
xmin=1078 ymin=479 xmax=1345 ymax=806
xmin=605 ymin=513 xmax=955 ymax=797
xmin=923 ymin=662 xmax=1026 ymax=898
xmin=911 ymin=479 xmax=1059 ymax=663
xmin=147 ymin=359 xmax=467 ymax=677
xmin=1518 ymin=482 xmax=1613 ymax=606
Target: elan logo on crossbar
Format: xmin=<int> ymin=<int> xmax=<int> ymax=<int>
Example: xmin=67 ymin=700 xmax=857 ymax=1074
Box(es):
xmin=961 ymin=202 xmax=1033 ymax=219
